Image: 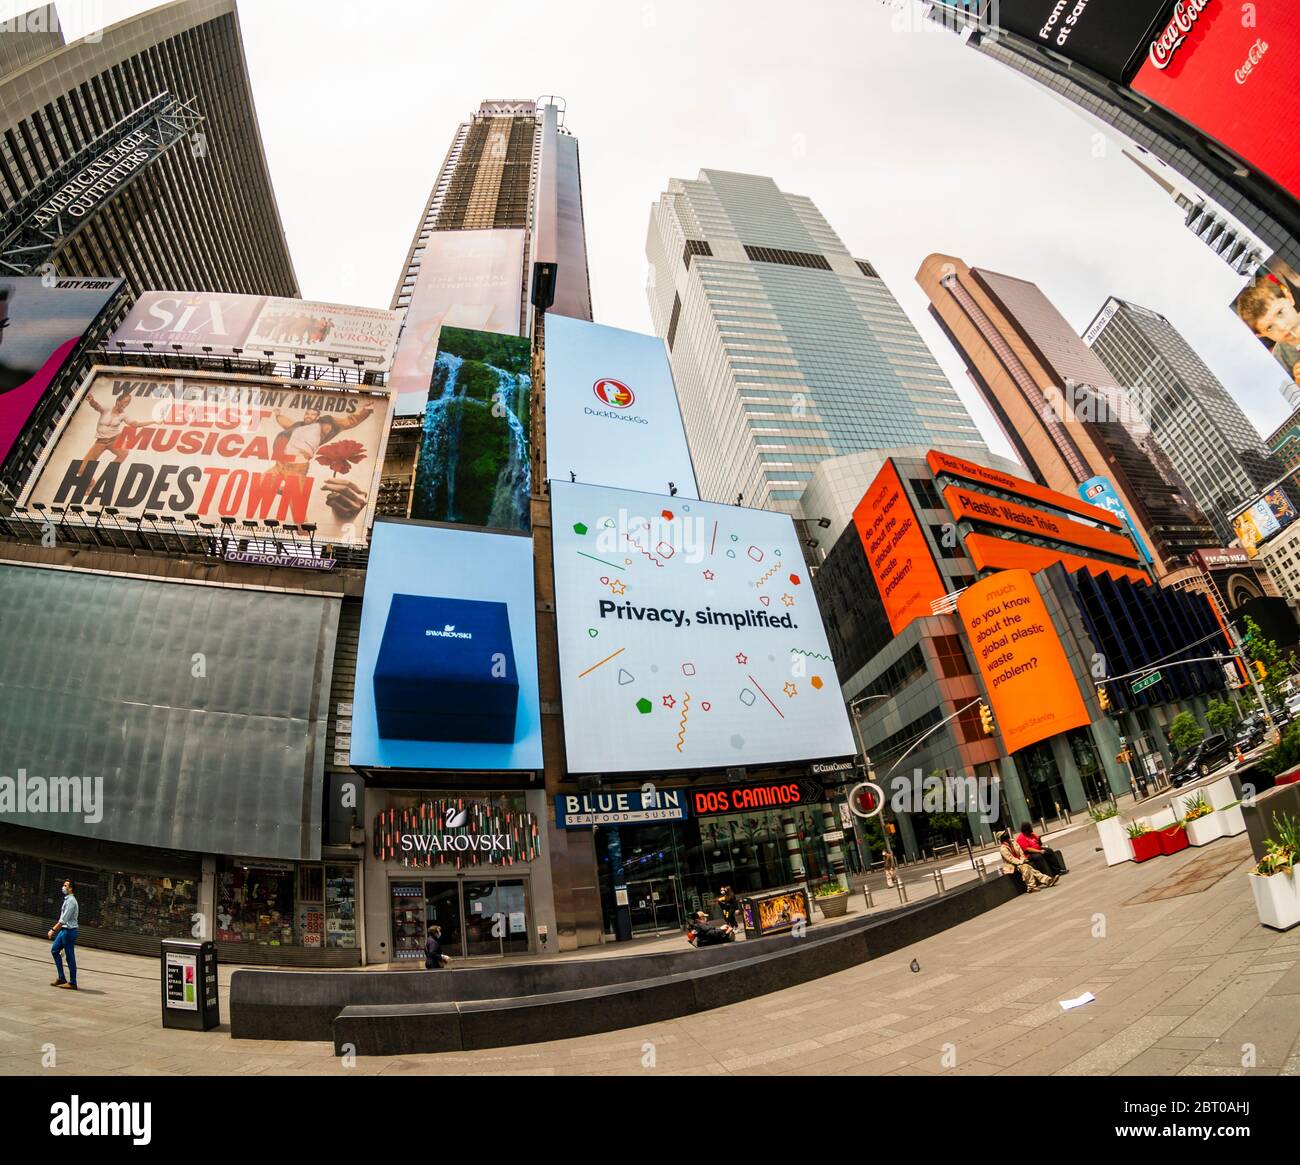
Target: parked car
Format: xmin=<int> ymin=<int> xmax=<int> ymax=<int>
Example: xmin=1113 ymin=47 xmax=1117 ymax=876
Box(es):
xmin=1235 ymin=719 xmax=1266 ymax=752
xmin=1171 ymin=733 xmax=1231 ymax=787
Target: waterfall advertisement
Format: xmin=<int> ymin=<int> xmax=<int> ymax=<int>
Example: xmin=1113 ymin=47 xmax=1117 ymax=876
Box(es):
xmin=410 ymin=327 xmax=531 ymax=533
xmin=550 ymin=480 xmax=855 ymax=774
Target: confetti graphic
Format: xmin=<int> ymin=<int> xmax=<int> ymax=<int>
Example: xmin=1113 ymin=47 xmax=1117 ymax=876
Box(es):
xmin=579 ymin=646 xmax=625 ymax=678
xmin=676 ymin=691 xmax=691 ymax=753
xmin=754 ymin=563 xmax=780 ymax=587
xmin=748 ymin=674 xmax=785 ymax=719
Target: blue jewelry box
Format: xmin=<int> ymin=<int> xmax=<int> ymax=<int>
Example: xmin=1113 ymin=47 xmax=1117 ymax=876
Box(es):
xmin=373 ymin=593 xmax=520 ymax=743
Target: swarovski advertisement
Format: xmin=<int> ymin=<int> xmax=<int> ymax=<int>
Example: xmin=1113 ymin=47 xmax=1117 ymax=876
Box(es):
xmin=1131 ymin=1 xmax=1299 ymax=204
xmin=112 ymin=291 xmax=404 ymax=371
xmin=350 ymin=519 xmax=543 ymax=771
xmin=1231 ymin=253 xmax=1300 ymax=389
xmin=994 ymin=0 xmax=1176 ymax=81
xmin=410 ymin=327 xmax=531 ymax=533
xmin=389 ymin=229 xmax=527 ymax=416
xmin=543 ymin=315 xmax=699 ymax=498
xmin=550 ymin=481 xmax=855 ymax=775
xmin=20 ymin=370 xmax=388 ymax=546
xmin=0 ymin=276 xmax=122 ymax=466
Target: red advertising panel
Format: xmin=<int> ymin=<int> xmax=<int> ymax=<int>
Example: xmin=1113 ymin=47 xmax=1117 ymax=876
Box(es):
xmin=964 ymin=533 xmax=1152 ymax=586
xmin=943 ymin=484 xmax=1143 ymax=561
xmin=853 ymin=460 xmax=947 ymax=635
xmin=1131 ymin=1 xmax=1300 ymax=203
xmin=957 ymin=570 xmax=1090 ymax=756
xmin=926 ymin=449 xmax=1122 ymax=528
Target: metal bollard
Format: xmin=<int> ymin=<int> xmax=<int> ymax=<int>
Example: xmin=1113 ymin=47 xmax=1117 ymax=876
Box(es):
xmin=974 ymin=857 xmax=987 ymax=882
xmin=896 ymin=878 xmax=908 ymax=904
xmin=932 ymin=869 xmax=946 ymax=895
xmin=862 ymin=884 xmax=874 ymax=911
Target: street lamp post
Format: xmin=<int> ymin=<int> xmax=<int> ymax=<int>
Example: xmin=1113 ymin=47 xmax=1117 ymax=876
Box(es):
xmin=848 ymin=694 xmax=895 ymax=865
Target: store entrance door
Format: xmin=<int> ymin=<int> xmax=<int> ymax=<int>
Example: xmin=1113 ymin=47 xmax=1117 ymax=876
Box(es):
xmin=626 ymin=878 xmax=682 ymax=934
xmin=389 ymin=878 xmax=528 ymax=961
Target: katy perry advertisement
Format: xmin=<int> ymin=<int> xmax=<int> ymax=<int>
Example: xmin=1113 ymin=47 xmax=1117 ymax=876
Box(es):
xmin=20 ymin=369 xmax=389 ymax=546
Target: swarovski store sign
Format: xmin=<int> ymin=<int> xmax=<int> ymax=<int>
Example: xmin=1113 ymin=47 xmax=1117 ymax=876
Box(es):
xmin=372 ymin=798 xmax=541 ymax=869
xmin=555 ymin=787 xmax=690 ymax=828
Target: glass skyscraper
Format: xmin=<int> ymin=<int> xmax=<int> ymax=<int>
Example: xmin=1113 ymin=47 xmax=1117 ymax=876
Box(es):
xmin=1085 ymin=297 xmax=1283 ymax=544
xmin=646 ymin=170 xmax=985 ymax=513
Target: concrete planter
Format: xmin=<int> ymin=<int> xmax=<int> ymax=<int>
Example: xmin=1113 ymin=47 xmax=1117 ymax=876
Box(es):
xmin=1206 ymin=775 xmax=1239 ymax=810
xmin=1248 ymin=870 xmax=1300 ymax=931
xmin=1158 ymin=824 xmax=1190 ymax=856
xmin=816 ymin=893 xmax=849 ymax=919
xmin=1184 ymin=814 xmax=1222 ymax=847
xmin=1096 ymin=816 xmax=1132 ymax=866
xmin=1131 ymin=832 xmax=1161 ymax=863
xmin=1217 ymin=803 xmax=1247 ymax=838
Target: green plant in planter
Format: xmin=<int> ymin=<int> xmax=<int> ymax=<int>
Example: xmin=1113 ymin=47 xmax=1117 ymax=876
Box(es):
xmin=1125 ymin=821 xmax=1150 ymax=839
xmin=1253 ymin=813 xmax=1300 ymax=877
xmin=1180 ymin=791 xmax=1213 ymax=824
xmin=1089 ymin=803 xmax=1119 ymax=822
xmin=814 ymin=881 xmax=847 ymax=898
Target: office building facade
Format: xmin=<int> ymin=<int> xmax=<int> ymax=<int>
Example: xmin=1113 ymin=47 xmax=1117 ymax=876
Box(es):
xmin=1085 ymin=296 xmax=1283 ymax=544
xmin=917 ymin=253 xmax=1219 ymax=577
xmin=646 ymin=169 xmax=985 ymax=514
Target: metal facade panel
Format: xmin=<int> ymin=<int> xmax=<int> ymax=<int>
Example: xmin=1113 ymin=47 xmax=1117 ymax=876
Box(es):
xmin=0 ymin=565 xmax=338 ymax=861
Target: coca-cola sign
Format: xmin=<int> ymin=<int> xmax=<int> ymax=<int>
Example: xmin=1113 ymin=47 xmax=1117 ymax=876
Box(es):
xmin=1234 ymin=37 xmax=1268 ymax=84
xmin=1132 ymin=1 xmax=1299 ymax=204
xmin=1147 ymin=0 xmax=1214 ymax=70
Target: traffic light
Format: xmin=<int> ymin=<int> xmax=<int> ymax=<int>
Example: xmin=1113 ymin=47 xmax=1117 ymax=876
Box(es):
xmin=979 ymin=701 xmax=995 ymax=735
xmin=1254 ymin=661 xmax=1267 ymax=682
xmin=1096 ymin=684 xmax=1111 ymax=711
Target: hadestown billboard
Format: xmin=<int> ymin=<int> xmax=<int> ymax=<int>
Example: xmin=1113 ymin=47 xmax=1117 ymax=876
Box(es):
xmin=20 ymin=369 xmax=390 ymax=546
xmin=543 ymin=315 xmax=699 ymax=498
xmin=112 ymin=291 xmax=404 ymax=371
xmin=550 ymin=480 xmax=854 ymax=774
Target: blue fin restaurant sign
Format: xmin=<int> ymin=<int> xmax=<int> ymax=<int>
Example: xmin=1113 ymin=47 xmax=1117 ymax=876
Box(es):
xmin=555 ymin=787 xmax=690 ymax=828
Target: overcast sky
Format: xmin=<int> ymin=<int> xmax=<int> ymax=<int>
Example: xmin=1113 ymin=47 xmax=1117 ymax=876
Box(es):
xmin=44 ymin=0 xmax=1296 ymax=463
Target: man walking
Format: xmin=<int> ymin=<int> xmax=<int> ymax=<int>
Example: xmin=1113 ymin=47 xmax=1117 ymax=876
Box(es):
xmin=49 ymin=878 xmax=78 ymax=990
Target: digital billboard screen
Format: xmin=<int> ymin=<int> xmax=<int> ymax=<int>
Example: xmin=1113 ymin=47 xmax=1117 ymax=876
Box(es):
xmin=388 ymin=229 xmax=527 ymax=416
xmin=1232 ymin=487 xmax=1298 ymax=557
xmin=550 ymin=481 xmax=855 ymax=774
xmin=957 ymin=569 xmax=1090 ymax=755
xmin=543 ymin=315 xmax=699 ymax=498
xmin=350 ymin=520 xmax=543 ymax=771
xmin=1131 ymin=1 xmax=1300 ymax=203
xmin=0 ymin=277 xmax=122 ymax=467
xmin=852 ymin=460 xmax=947 ymax=635
xmin=1230 ymin=253 xmax=1300 ymax=389
xmin=995 ymin=0 xmax=1176 ymax=82
xmin=112 ymin=291 xmax=403 ymax=371
xmin=20 ymin=370 xmax=389 ymax=546
xmin=410 ymin=327 xmax=531 ymax=533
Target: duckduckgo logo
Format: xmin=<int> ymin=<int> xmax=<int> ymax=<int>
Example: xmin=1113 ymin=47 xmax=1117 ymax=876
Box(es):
xmin=426 ymin=624 xmax=472 ymax=640
xmin=593 ymin=377 xmax=634 ymax=408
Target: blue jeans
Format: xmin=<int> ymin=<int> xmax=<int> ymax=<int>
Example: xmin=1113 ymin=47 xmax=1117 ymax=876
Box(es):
xmin=52 ymin=928 xmax=77 ymax=985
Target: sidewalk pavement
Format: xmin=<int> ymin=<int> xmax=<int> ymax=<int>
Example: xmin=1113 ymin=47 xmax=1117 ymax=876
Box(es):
xmin=2 ymin=815 xmax=1297 ymax=1076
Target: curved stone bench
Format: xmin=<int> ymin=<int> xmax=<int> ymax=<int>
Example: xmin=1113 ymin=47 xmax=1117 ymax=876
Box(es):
xmin=230 ymin=875 xmax=1019 ymax=1051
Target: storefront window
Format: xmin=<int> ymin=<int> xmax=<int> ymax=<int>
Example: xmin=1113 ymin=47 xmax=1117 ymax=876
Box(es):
xmin=682 ymin=804 xmax=831 ymax=917
xmin=0 ymin=850 xmax=196 ymax=938
xmin=325 ymin=865 xmax=357 ymax=949
xmin=389 ymin=877 xmax=528 ymax=959
xmin=216 ymin=862 xmax=296 ymax=947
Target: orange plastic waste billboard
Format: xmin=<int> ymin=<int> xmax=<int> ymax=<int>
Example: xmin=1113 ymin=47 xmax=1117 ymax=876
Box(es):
xmin=957 ymin=569 xmax=1090 ymax=756
xmin=852 ymin=460 xmax=947 ymax=635
xmin=963 ymin=534 xmax=1150 ymax=586
xmin=943 ymin=484 xmax=1141 ymax=562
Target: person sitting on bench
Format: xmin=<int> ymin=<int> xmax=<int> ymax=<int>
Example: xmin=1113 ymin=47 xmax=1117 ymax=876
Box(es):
xmin=686 ymin=910 xmax=735 ymax=946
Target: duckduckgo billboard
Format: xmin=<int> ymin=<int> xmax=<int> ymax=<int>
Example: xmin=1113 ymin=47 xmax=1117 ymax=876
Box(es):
xmin=350 ymin=519 xmax=543 ymax=771
xmin=550 ymin=481 xmax=855 ymax=774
